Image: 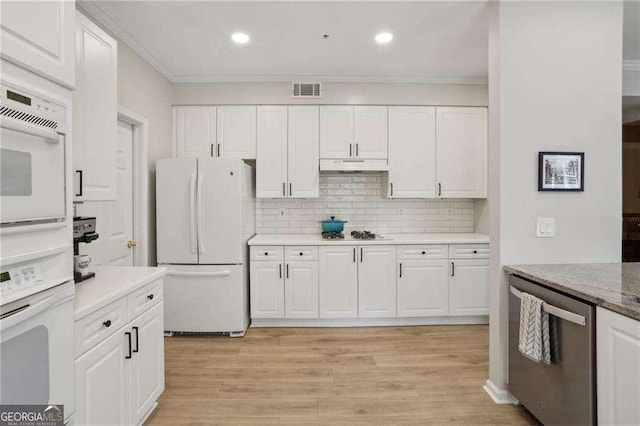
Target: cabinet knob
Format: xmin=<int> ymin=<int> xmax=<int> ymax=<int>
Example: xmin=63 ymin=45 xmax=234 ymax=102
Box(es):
xmin=103 ymin=320 xmax=112 ymax=328
xmin=421 ymin=251 xmax=426 ymax=255
xmin=299 ymin=252 xmax=303 ymax=256
xmin=264 ymin=252 xmax=268 ymax=256
xmin=147 ymin=294 xmax=154 ymax=300
xmin=473 ymin=250 xmax=478 ymax=254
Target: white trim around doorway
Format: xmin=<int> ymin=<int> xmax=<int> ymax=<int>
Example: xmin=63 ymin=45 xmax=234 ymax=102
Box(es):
xmin=118 ymin=105 xmax=149 ymax=266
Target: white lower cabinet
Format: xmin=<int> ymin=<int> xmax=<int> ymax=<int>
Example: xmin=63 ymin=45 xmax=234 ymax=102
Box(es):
xmin=358 ymin=246 xmax=397 ymax=318
xmin=74 ymin=279 xmax=165 ymax=426
xmin=597 ymin=307 xmax=640 ymax=425
xmin=448 ymin=259 xmax=489 ymax=316
xmin=285 ymin=261 xmax=319 ymax=319
xmin=250 ymin=260 xmax=284 ymax=318
xmin=319 ymin=246 xmax=358 ymax=318
xmin=397 ymin=260 xmax=449 ymax=317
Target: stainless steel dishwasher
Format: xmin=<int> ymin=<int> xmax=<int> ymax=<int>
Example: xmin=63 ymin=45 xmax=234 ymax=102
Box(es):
xmin=508 ymin=275 xmax=596 ymax=425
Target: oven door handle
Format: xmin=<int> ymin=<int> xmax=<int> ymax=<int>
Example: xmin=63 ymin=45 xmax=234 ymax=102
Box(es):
xmin=0 ymin=118 xmax=60 ymax=143
xmin=0 ymin=290 xmax=72 ymax=332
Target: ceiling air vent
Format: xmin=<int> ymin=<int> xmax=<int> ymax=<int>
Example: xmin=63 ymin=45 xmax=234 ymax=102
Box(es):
xmin=292 ymin=82 xmax=321 ymax=98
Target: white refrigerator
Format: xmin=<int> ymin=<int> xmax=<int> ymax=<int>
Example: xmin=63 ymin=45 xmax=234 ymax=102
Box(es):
xmin=156 ymin=158 xmax=254 ymax=336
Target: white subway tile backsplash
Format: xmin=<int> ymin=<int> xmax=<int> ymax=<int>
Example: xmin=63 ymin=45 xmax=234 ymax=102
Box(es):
xmin=255 ymin=172 xmax=475 ymax=234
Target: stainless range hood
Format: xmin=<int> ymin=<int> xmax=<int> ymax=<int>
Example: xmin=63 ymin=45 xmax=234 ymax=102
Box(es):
xmin=320 ymin=159 xmax=389 ymax=172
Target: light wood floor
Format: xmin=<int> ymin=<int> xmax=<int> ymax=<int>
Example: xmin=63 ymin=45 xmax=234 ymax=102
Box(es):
xmin=146 ymin=325 xmax=539 ymax=425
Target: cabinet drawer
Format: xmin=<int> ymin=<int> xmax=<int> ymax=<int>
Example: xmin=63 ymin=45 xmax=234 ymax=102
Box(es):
xmin=128 ymin=278 xmax=163 ymax=320
xmin=396 ymin=245 xmax=448 ymax=260
xmin=448 ymin=244 xmax=490 ymax=259
xmin=251 ymin=246 xmax=284 ymax=261
xmin=75 ymin=296 xmax=128 ymax=357
xmin=285 ymin=246 xmax=319 ymax=261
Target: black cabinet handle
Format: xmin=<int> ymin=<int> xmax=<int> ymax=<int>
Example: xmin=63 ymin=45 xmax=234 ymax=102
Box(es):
xmin=289 ymin=183 xmax=292 ymax=197
xmin=125 ymin=332 xmax=132 ymax=359
xmin=282 ymin=182 xmax=285 ymax=196
xmin=399 ymin=263 xmax=402 ymax=278
xmin=217 ymin=143 xmax=220 ymax=157
xmin=360 ymin=248 xmax=363 ymax=263
xmin=390 ymin=183 xmax=393 ymax=197
xmin=356 ymin=143 xmax=359 ymax=157
xmin=210 ymin=144 xmax=214 ymax=157
xmin=353 ymin=248 xmax=356 ymax=263
xmin=279 ymin=263 xmax=282 ymax=278
xmin=147 ymin=294 xmax=154 ymax=300
xmin=438 ymin=183 xmax=442 ymax=197
xmin=75 ymin=170 xmax=83 ymax=196
xmin=286 ymin=264 xmax=289 ymax=279
xmin=350 ymin=144 xmax=352 ymax=157
xmin=451 ymin=262 xmax=455 ymax=277
xmin=103 ymin=320 xmax=111 ymax=328
xmin=132 ymin=326 xmax=139 ymax=353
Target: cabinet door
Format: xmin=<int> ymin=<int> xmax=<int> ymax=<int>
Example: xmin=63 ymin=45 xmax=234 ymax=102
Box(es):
xmin=597 ymin=307 xmax=640 ymax=425
xmin=288 ymin=106 xmax=320 ymax=198
xmin=358 ymin=246 xmax=396 ymax=318
xmin=73 ymin=11 xmax=118 ymax=201
xmin=75 ymin=329 xmax=130 ymax=426
xmin=256 ymin=106 xmax=288 ymax=198
xmin=436 ymin=107 xmax=487 ymax=198
xmin=173 ymin=106 xmax=216 ymax=157
xmin=216 ymin=106 xmax=257 ymax=159
xmin=387 ymin=107 xmax=436 ymax=198
xmin=319 ymin=246 xmax=358 ymax=318
xmin=354 ymin=106 xmax=388 ymax=159
xmin=285 ymin=261 xmax=319 ymax=319
xmin=320 ymin=106 xmax=353 ymax=158
xmin=0 ymin=0 xmax=76 ymax=88
xmin=130 ymin=302 xmax=165 ymax=425
xmin=449 ymin=259 xmax=489 ymax=316
xmin=397 ymin=260 xmax=449 ymax=317
xmin=250 ymin=261 xmax=284 ymax=318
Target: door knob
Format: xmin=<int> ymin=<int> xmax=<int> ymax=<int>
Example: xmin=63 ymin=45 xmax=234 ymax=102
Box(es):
xmin=127 ymin=240 xmax=137 ymax=249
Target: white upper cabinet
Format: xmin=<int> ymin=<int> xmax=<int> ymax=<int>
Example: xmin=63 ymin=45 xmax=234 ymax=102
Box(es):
xmin=216 ymin=106 xmax=257 ymax=159
xmin=320 ymin=106 xmax=353 ymax=158
xmin=257 ymin=106 xmax=288 ymax=198
xmin=358 ymin=246 xmax=396 ymax=318
xmin=73 ymin=11 xmax=118 ymax=201
xmin=288 ymin=106 xmax=319 ymax=198
xmin=386 ymin=107 xmax=437 ymax=198
xmin=256 ymin=106 xmax=319 ymax=199
xmin=0 ymin=0 xmax=76 ymax=88
xmin=436 ymin=107 xmax=487 ymax=198
xmin=320 ymin=106 xmax=388 ymax=159
xmin=354 ymin=106 xmax=388 ymax=159
xmin=173 ymin=107 xmax=216 ymax=157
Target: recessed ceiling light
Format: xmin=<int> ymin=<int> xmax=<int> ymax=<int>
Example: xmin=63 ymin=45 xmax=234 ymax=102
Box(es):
xmin=375 ymin=32 xmax=393 ymax=44
xmin=231 ymin=33 xmax=250 ymax=44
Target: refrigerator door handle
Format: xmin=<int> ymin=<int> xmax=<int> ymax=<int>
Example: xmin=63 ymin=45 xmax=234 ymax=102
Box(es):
xmin=189 ymin=173 xmax=197 ymax=254
xmin=197 ymin=173 xmax=205 ymax=254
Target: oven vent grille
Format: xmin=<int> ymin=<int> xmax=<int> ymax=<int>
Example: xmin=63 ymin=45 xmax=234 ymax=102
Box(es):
xmin=292 ymin=82 xmax=322 ymax=98
xmin=0 ymin=106 xmax=58 ymax=130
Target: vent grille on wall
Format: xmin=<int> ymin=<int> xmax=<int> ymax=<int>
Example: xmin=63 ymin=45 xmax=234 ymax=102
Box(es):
xmin=0 ymin=106 xmax=58 ymax=130
xmin=292 ymin=82 xmax=322 ymax=98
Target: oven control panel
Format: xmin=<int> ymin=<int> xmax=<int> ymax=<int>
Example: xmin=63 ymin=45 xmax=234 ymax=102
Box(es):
xmin=0 ymin=263 xmax=45 ymax=296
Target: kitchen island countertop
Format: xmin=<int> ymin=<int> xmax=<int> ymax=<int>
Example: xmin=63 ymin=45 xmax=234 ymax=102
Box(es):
xmin=249 ymin=233 xmax=489 ymax=246
xmin=504 ymin=263 xmax=640 ymax=321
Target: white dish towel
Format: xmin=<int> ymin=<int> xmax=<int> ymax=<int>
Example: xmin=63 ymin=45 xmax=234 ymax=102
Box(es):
xmin=518 ymin=292 xmax=551 ymax=364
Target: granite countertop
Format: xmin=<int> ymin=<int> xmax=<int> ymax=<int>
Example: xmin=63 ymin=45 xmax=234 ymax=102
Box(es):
xmin=504 ymin=263 xmax=640 ymax=321
xmin=74 ymin=266 xmax=167 ymax=320
xmin=249 ymin=233 xmax=489 ymax=246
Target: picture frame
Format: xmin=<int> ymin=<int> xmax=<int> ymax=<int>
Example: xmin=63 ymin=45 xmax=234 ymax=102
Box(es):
xmin=538 ymin=152 xmax=584 ymax=191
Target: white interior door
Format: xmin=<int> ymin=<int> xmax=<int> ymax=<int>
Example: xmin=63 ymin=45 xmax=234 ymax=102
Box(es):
xmin=78 ymin=121 xmax=134 ymax=266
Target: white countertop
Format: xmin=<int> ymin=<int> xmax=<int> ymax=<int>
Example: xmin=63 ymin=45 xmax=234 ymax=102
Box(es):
xmin=248 ymin=233 xmax=489 ymax=246
xmin=74 ymin=266 xmax=167 ymax=320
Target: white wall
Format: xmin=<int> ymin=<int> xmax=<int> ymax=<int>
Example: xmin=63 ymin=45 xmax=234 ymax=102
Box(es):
xmin=487 ymin=1 xmax=622 ymax=400
xmin=117 ymin=41 xmax=173 ymax=265
xmin=172 ymin=82 xmax=488 ymax=106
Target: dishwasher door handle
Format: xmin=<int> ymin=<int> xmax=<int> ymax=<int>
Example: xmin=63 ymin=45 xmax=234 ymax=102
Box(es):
xmin=510 ymin=285 xmax=587 ymax=326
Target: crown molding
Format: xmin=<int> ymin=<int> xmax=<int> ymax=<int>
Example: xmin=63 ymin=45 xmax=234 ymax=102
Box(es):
xmin=172 ymin=74 xmax=489 ymax=85
xmin=624 ymin=60 xmax=640 ymax=71
xmin=77 ymin=1 xmax=177 ymax=81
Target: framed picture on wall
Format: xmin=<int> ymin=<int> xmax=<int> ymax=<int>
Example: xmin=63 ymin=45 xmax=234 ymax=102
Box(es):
xmin=538 ymin=152 xmax=584 ymax=191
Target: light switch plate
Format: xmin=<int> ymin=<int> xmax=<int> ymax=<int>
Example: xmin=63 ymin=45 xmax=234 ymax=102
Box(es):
xmin=536 ymin=218 xmax=555 ymax=238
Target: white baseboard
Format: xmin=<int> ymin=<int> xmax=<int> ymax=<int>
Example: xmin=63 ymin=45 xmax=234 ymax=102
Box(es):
xmin=483 ymin=379 xmax=518 ymax=405
xmin=251 ymin=316 xmax=488 ymax=328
